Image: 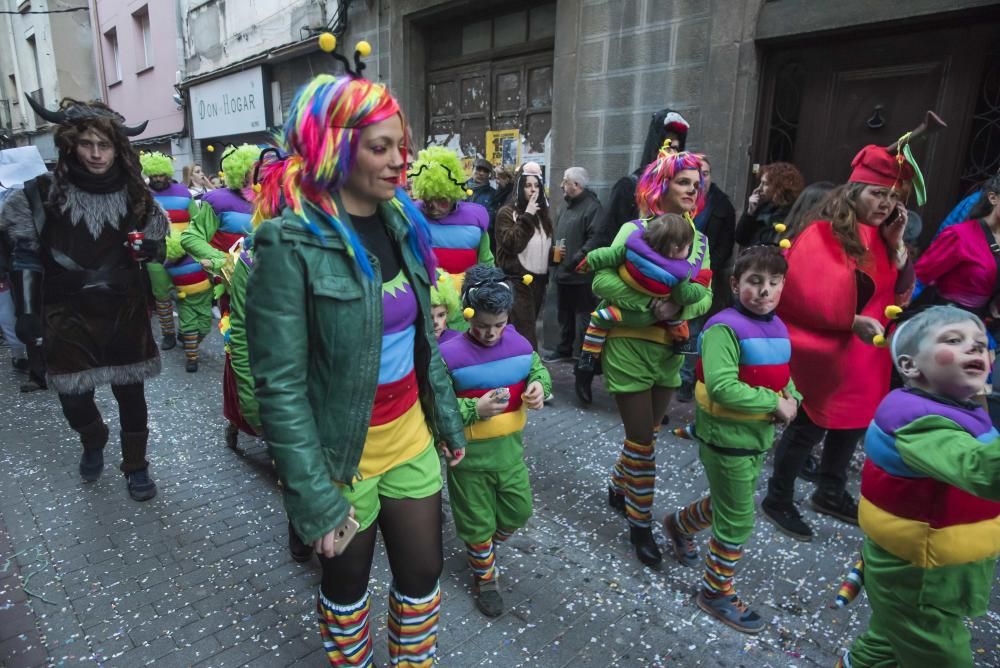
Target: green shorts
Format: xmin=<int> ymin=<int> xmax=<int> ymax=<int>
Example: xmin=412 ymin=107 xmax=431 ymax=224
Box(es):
xmin=603 ymin=337 xmax=683 ymax=394
xmin=340 ymin=443 xmax=442 ymax=532
xmin=446 ymin=462 xmax=533 ymax=544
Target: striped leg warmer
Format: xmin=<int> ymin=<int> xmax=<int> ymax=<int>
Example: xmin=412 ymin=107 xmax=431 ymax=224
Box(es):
xmin=702 ymin=536 xmax=743 ymax=596
xmin=317 ymin=589 xmax=373 ymax=667
xmin=155 ymin=299 xmax=175 ymax=336
xmin=180 ymin=332 xmax=199 ymax=361
xmin=387 ymin=583 xmax=440 ymax=667
xmin=620 ymin=439 xmax=656 ymax=528
xmin=581 ymin=306 xmax=621 ymax=356
xmin=466 ymin=539 xmax=497 ymax=583
xmin=492 ymin=528 xmax=514 ymax=543
xmin=674 ymin=497 xmax=713 ymax=536
xmin=610 ymin=452 xmax=627 ymax=498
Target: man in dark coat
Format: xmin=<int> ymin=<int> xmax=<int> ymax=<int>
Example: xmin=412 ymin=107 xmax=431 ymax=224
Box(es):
xmin=0 ymin=96 xmax=167 ymax=501
xmin=545 ymin=166 xmax=603 ymax=362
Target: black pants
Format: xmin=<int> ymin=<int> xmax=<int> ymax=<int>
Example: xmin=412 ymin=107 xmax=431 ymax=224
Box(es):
xmin=554 ymin=282 xmax=595 ymax=357
xmin=765 ymin=409 xmax=864 ymax=505
xmin=58 ymin=383 xmax=149 ymax=470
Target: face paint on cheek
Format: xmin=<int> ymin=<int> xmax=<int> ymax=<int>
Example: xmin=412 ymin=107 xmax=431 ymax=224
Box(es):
xmin=739 ymin=287 xmax=757 ymax=303
xmin=934 ymin=349 xmax=956 ymax=366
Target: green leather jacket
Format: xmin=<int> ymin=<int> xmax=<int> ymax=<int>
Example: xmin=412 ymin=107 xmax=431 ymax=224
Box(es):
xmin=245 ymin=202 xmax=467 ymax=544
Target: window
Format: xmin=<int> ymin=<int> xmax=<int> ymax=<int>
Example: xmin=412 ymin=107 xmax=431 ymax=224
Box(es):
xmin=25 ymin=35 xmax=43 ymax=106
xmin=133 ymin=7 xmax=153 ymax=70
xmin=104 ymin=28 xmax=121 ymax=83
xmin=8 ymin=74 xmax=18 ymax=105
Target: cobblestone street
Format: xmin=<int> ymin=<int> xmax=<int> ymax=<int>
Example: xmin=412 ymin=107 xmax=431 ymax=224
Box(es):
xmin=1 ymin=333 xmax=998 ymax=667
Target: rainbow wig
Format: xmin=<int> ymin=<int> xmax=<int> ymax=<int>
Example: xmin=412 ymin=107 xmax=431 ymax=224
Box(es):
xmin=410 ymin=146 xmax=468 ymax=202
xmin=254 ymin=73 xmax=436 ymax=280
xmin=140 ymin=151 xmax=174 ymax=178
xmin=635 ymin=148 xmax=704 ymax=217
xmin=221 ymin=144 xmax=260 ymax=189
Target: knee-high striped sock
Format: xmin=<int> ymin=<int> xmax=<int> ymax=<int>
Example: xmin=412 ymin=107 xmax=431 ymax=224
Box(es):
xmin=155 ymin=299 xmax=175 ymax=336
xmin=609 ymin=448 xmax=627 ymax=497
xmin=493 ymin=528 xmax=514 ymax=543
xmin=675 ymin=497 xmax=713 ymax=536
xmin=180 ymin=332 xmax=199 ymax=361
xmin=582 ymin=307 xmax=620 ymax=356
xmin=317 ymin=589 xmax=373 ymax=667
xmin=466 ymin=539 xmax=497 ymax=583
xmin=702 ymin=536 xmax=743 ymax=596
xmin=621 ymin=439 xmax=656 ymax=528
xmin=387 ymin=583 xmax=440 ymax=667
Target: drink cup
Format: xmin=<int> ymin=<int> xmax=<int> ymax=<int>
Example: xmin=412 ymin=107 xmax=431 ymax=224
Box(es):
xmin=127 ymin=231 xmax=144 ymax=260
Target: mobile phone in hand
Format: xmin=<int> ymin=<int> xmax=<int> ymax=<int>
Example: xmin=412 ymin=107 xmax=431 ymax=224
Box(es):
xmin=333 ymin=516 xmax=360 ymax=554
xmin=882 ymin=204 xmax=901 ymax=226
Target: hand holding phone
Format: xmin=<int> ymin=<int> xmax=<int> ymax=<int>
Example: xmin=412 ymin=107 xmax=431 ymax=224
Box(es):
xmin=314 ymin=509 xmax=359 ymax=558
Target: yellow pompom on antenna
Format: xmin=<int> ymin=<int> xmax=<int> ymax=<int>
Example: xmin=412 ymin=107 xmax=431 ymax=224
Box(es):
xmin=773 ymin=223 xmax=787 ymax=233
xmin=355 ymin=40 xmax=372 ymax=57
xmin=465 ymin=189 xmax=473 ymax=197
xmin=463 ymin=307 xmax=475 ymax=320
xmin=318 ymin=32 xmax=337 ymax=53
xmin=522 ymin=274 xmax=533 ymax=286
xmin=884 ymin=304 xmax=903 ymax=320
xmin=778 ymin=239 xmax=791 ymax=249
xmin=218 ymin=171 xmax=225 ymax=178
xmin=253 ymin=183 xmax=262 ymax=193
xmin=872 ymin=334 xmax=887 ymax=347
xmin=177 ymin=291 xmax=187 ymax=300
xmin=206 ymin=145 xmax=215 ymax=152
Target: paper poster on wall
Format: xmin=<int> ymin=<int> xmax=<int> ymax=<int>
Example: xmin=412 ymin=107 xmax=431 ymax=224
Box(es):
xmin=486 ymin=129 xmax=520 ymax=168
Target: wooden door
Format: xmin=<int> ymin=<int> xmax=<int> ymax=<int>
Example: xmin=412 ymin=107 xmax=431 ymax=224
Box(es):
xmin=755 ymin=21 xmax=999 ymax=244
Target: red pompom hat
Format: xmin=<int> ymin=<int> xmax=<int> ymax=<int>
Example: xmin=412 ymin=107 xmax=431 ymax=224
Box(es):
xmin=849 ymin=144 xmax=915 ymax=191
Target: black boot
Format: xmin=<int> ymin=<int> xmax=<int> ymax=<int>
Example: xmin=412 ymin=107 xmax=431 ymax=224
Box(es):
xmin=225 ymin=422 xmax=239 ymax=450
xmin=629 ymin=525 xmax=662 ymax=567
xmin=288 ymin=521 xmax=313 ymax=563
xmin=77 ymin=419 xmax=109 ymax=482
xmin=574 ymin=353 xmax=597 ymax=404
xmin=121 ymin=430 xmax=157 ymax=501
xmin=126 ymin=467 xmax=157 ymax=502
xmin=607 ymin=486 xmax=626 ymax=515
xmin=186 ymin=357 xmax=198 ymax=373
xmin=160 ymin=332 xmax=177 ymax=351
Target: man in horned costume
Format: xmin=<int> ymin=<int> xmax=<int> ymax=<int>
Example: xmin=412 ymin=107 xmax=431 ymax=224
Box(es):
xmin=0 ymin=97 xmax=167 ymax=501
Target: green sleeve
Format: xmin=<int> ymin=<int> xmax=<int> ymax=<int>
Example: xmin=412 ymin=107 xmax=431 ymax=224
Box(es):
xmin=783 ymin=375 xmax=802 ymax=402
xmin=896 ymin=415 xmax=1000 ymax=501
xmin=677 ymin=239 xmax=713 ymax=320
xmin=585 ymin=245 xmax=626 ymax=271
xmin=227 ymin=257 xmax=260 ymax=432
xmin=700 ymin=325 xmax=780 ymax=414
xmin=477 ymin=232 xmax=495 ymax=265
xmin=182 ymin=203 xmax=227 ymax=269
xmin=457 ymin=397 xmax=480 ymax=427
xmin=527 ymin=351 xmax=553 ymax=395
xmin=671 ymin=278 xmax=711 ymax=306
xmin=592 ymin=268 xmax=654 ymax=312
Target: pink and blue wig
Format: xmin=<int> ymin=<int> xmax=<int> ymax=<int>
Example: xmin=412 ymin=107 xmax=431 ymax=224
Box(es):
xmin=635 ymin=149 xmax=705 ymax=217
xmin=255 ymin=74 xmax=435 ymax=280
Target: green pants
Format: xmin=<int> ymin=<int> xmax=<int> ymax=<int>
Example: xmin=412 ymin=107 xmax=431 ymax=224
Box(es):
xmin=147 ymin=262 xmax=174 ymax=301
xmin=603 ymin=337 xmax=683 ymax=394
xmin=847 ymin=540 xmax=973 ymax=667
xmin=178 ymin=289 xmax=213 ymax=337
xmin=447 ymin=463 xmax=532 ymax=544
xmin=698 ymin=441 xmax=765 ymax=545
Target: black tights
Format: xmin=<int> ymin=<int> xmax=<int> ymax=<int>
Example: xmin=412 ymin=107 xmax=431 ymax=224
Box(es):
xmin=614 ymin=385 xmax=675 ymax=445
xmin=58 ymin=383 xmax=149 ymax=433
xmin=319 ymin=492 xmax=443 ymax=604
xmin=766 ymin=409 xmax=864 ymax=504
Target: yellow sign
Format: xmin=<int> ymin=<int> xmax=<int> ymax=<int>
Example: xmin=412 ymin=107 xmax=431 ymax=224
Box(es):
xmin=486 ymin=129 xmax=520 ymax=168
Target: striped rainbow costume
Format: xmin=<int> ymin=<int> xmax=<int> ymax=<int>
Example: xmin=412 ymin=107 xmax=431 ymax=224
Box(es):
xmin=583 ymin=225 xmax=711 ymax=356
xmin=146 ymin=183 xmax=213 ymax=343
xmin=669 ymin=306 xmax=798 ymax=601
xmin=417 ymin=201 xmax=490 ymax=277
xmin=842 ymin=388 xmax=1000 ymax=666
xmin=440 ymin=325 xmax=550 ymax=591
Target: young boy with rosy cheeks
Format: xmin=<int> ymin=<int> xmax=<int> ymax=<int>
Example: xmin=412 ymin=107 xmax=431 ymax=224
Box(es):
xmin=839 ymin=305 xmax=1000 ymax=667
xmin=437 ymin=264 xmax=551 ymax=618
xmin=430 ymin=269 xmax=462 ymax=344
xmin=663 ymin=246 xmax=800 ymax=634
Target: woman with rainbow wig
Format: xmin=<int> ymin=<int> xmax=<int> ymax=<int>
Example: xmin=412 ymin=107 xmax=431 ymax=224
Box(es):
xmin=585 ymin=146 xmax=714 ymax=567
xmin=245 ymin=43 xmax=466 ymax=666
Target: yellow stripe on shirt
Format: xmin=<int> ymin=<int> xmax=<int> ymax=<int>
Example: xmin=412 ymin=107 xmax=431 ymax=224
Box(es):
xmin=694 ymin=381 xmax=772 ymax=422
xmin=465 ymin=406 xmax=527 ymax=441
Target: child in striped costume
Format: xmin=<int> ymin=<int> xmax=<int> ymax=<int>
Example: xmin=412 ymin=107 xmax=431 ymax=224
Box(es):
xmin=578 ymin=213 xmax=711 ymax=366
xmin=838 ymin=305 xmax=1000 ymax=667
xmin=663 ymin=246 xmax=800 ymax=634
xmin=429 ymin=269 xmax=462 ymax=345
xmin=438 ymin=264 xmax=552 ymax=618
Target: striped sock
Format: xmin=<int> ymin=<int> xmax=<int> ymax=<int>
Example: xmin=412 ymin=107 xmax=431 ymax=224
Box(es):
xmin=317 ymin=589 xmax=373 ymax=666
xmin=466 ymin=540 xmax=497 ymax=583
xmin=610 ymin=452 xmax=627 ymax=497
xmin=180 ymin=332 xmax=199 ymax=361
xmin=675 ymin=497 xmax=713 ymax=536
xmin=155 ymin=299 xmax=175 ymax=336
xmin=581 ymin=311 xmax=615 ymax=356
xmin=702 ymin=536 xmax=743 ymax=596
xmin=492 ymin=528 xmax=514 ymax=543
xmin=833 ymin=558 xmax=865 ymax=608
xmin=620 ymin=439 xmax=656 ymax=528
xmin=387 ymin=583 xmax=440 ymax=667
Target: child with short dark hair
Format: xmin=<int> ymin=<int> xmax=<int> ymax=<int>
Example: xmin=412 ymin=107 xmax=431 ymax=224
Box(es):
xmin=578 ymin=213 xmax=711 ymax=363
xmin=438 ymin=264 xmax=552 ymax=618
xmin=663 ymin=245 xmax=799 ymax=634
xmin=839 ymin=305 xmax=1000 ymax=667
